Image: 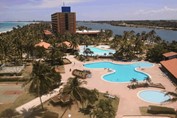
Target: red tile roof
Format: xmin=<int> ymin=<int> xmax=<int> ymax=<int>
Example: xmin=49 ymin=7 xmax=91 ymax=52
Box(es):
xmin=58 ymin=41 xmax=79 ymax=50
xmin=163 ymin=52 xmax=177 ymax=58
xmin=44 ymin=30 xmax=52 ymax=35
xmin=35 ymin=40 xmax=51 ymax=49
xmin=160 ymin=58 xmax=177 ymax=79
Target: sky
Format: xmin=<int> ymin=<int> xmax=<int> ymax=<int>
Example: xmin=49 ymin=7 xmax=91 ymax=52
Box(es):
xmin=0 ymin=0 xmax=177 ymax=21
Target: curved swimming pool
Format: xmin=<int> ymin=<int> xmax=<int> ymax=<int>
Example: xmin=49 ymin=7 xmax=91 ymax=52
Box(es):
xmin=138 ymin=90 xmax=170 ymax=104
xmin=84 ymin=61 xmax=153 ymax=82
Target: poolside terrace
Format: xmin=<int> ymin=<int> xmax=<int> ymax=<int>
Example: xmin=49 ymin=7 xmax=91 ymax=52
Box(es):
xmin=61 ymin=55 xmax=177 ymax=118
xmin=13 ymin=55 xmax=177 ymax=118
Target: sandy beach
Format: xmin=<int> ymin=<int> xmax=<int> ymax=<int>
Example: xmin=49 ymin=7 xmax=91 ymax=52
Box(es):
xmin=61 ymin=55 xmax=177 ymax=118
xmin=0 ymin=30 xmax=11 ymax=34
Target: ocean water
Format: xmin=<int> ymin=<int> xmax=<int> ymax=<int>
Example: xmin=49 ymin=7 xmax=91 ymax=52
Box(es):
xmin=0 ymin=22 xmax=32 ymax=33
xmin=77 ymin=22 xmax=177 ymax=42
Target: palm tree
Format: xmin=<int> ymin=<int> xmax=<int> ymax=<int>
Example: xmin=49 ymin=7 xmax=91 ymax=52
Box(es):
xmin=21 ymin=106 xmax=44 ymax=118
xmin=90 ymin=99 xmax=115 ymax=118
xmin=60 ymin=77 xmax=87 ymax=117
xmin=85 ymin=89 xmax=99 ymax=107
xmin=82 ymin=35 xmax=91 ymax=47
xmin=62 ymin=77 xmax=88 ymax=104
xmin=0 ymin=109 xmax=20 ymax=118
xmin=24 ymin=62 xmax=54 ymax=110
xmin=83 ymin=48 xmax=92 ymax=57
xmin=143 ymin=76 xmax=152 ymax=84
xmin=49 ymin=41 xmax=64 ymax=66
xmin=33 ymin=46 xmax=47 ymax=59
xmin=60 ymin=77 xmax=98 ymax=117
xmin=69 ymin=35 xmax=79 ymax=51
xmin=130 ymin=78 xmax=138 ymax=85
xmin=165 ymin=90 xmax=177 ymax=103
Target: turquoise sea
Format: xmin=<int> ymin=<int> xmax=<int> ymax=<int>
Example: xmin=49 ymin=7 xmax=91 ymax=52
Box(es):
xmin=0 ymin=22 xmax=32 ymax=33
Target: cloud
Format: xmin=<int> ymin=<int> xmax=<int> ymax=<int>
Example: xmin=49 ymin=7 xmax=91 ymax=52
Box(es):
xmin=14 ymin=0 xmax=93 ymax=9
xmin=135 ymin=6 xmax=177 ymax=15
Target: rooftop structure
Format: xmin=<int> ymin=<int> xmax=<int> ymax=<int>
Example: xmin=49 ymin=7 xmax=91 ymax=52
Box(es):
xmin=0 ymin=64 xmax=25 ymax=76
xmin=58 ymin=41 xmax=79 ymax=50
xmin=35 ymin=40 xmax=51 ymax=49
xmin=76 ymin=30 xmax=101 ymax=36
xmin=44 ymin=30 xmax=53 ymax=35
xmin=162 ymin=52 xmax=177 ymax=60
xmin=62 ymin=6 xmax=71 ymax=12
xmin=160 ymin=58 xmax=177 ymax=82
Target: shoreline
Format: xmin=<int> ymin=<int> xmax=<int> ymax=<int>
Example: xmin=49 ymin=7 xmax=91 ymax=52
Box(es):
xmin=0 ymin=21 xmax=39 ymax=35
xmin=0 ymin=30 xmax=12 ymax=34
xmin=91 ymin=21 xmax=177 ymax=31
xmin=114 ymin=24 xmax=177 ymax=31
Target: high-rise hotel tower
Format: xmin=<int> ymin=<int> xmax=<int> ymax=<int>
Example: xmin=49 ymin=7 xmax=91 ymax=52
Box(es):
xmin=51 ymin=6 xmax=76 ymax=34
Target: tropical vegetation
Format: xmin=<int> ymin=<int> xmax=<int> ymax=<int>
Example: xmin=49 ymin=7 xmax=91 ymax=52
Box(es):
xmin=165 ymin=89 xmax=177 ymax=103
xmin=60 ymin=77 xmax=99 ymax=117
xmin=24 ymin=61 xmax=61 ymax=110
xmin=1 ymin=21 xmax=177 ymax=118
xmin=90 ymin=99 xmax=116 ymax=118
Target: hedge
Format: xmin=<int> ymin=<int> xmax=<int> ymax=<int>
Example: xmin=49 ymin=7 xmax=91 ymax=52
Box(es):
xmin=147 ymin=105 xmax=176 ymax=114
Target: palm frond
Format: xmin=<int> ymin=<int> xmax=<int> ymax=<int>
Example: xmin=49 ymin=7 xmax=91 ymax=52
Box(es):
xmin=165 ymin=92 xmax=177 ymax=97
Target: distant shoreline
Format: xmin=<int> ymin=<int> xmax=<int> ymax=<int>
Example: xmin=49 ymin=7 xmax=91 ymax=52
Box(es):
xmin=91 ymin=20 xmax=177 ymax=31
xmin=0 ymin=21 xmax=39 ymax=34
xmin=108 ymin=23 xmax=177 ymax=31
xmin=0 ymin=30 xmax=11 ymax=34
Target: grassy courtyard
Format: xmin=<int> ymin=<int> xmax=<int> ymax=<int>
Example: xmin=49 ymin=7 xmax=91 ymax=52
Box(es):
xmin=42 ymin=92 xmax=119 ymax=118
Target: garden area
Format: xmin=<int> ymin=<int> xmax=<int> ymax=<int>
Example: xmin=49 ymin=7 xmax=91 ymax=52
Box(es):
xmin=43 ymin=92 xmax=119 ymax=118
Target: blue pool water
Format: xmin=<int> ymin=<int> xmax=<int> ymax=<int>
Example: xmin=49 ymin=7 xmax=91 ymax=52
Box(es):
xmin=79 ymin=46 xmax=115 ymax=56
xmin=138 ymin=90 xmax=170 ymax=104
xmin=84 ymin=61 xmax=153 ymax=82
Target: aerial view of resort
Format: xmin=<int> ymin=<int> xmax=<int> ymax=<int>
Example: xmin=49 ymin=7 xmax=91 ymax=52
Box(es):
xmin=0 ymin=0 xmax=177 ymax=118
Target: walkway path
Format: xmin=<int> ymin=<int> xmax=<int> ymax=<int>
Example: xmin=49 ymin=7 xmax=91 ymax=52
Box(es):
xmin=15 ymin=86 xmax=63 ymax=113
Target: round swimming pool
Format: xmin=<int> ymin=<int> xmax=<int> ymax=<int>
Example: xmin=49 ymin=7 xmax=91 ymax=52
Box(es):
xmin=138 ymin=90 xmax=170 ymax=104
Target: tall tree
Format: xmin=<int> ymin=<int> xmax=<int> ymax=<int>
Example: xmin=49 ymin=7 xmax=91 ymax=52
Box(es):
xmin=146 ymin=43 xmax=168 ymax=62
xmin=60 ymin=77 xmax=98 ymax=117
xmin=90 ymin=99 xmax=115 ymax=118
xmin=165 ymin=90 xmax=177 ymax=103
xmin=24 ymin=62 xmax=54 ymax=110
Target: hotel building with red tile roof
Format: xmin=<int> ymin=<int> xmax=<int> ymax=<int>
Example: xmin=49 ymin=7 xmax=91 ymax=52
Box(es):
xmin=160 ymin=58 xmax=177 ymax=84
xmin=58 ymin=41 xmax=79 ymax=50
xmin=35 ymin=41 xmax=51 ymax=49
xmin=44 ymin=30 xmax=53 ymax=35
xmin=163 ymin=52 xmax=177 ymax=60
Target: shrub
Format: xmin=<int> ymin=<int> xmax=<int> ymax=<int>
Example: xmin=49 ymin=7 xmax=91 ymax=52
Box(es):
xmin=147 ymin=105 xmax=176 ymax=114
xmin=0 ymin=108 xmax=20 ymax=118
xmin=42 ymin=111 xmax=59 ymax=118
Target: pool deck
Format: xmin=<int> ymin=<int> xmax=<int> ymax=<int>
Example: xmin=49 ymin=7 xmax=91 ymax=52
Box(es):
xmin=62 ymin=55 xmax=177 ymax=118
